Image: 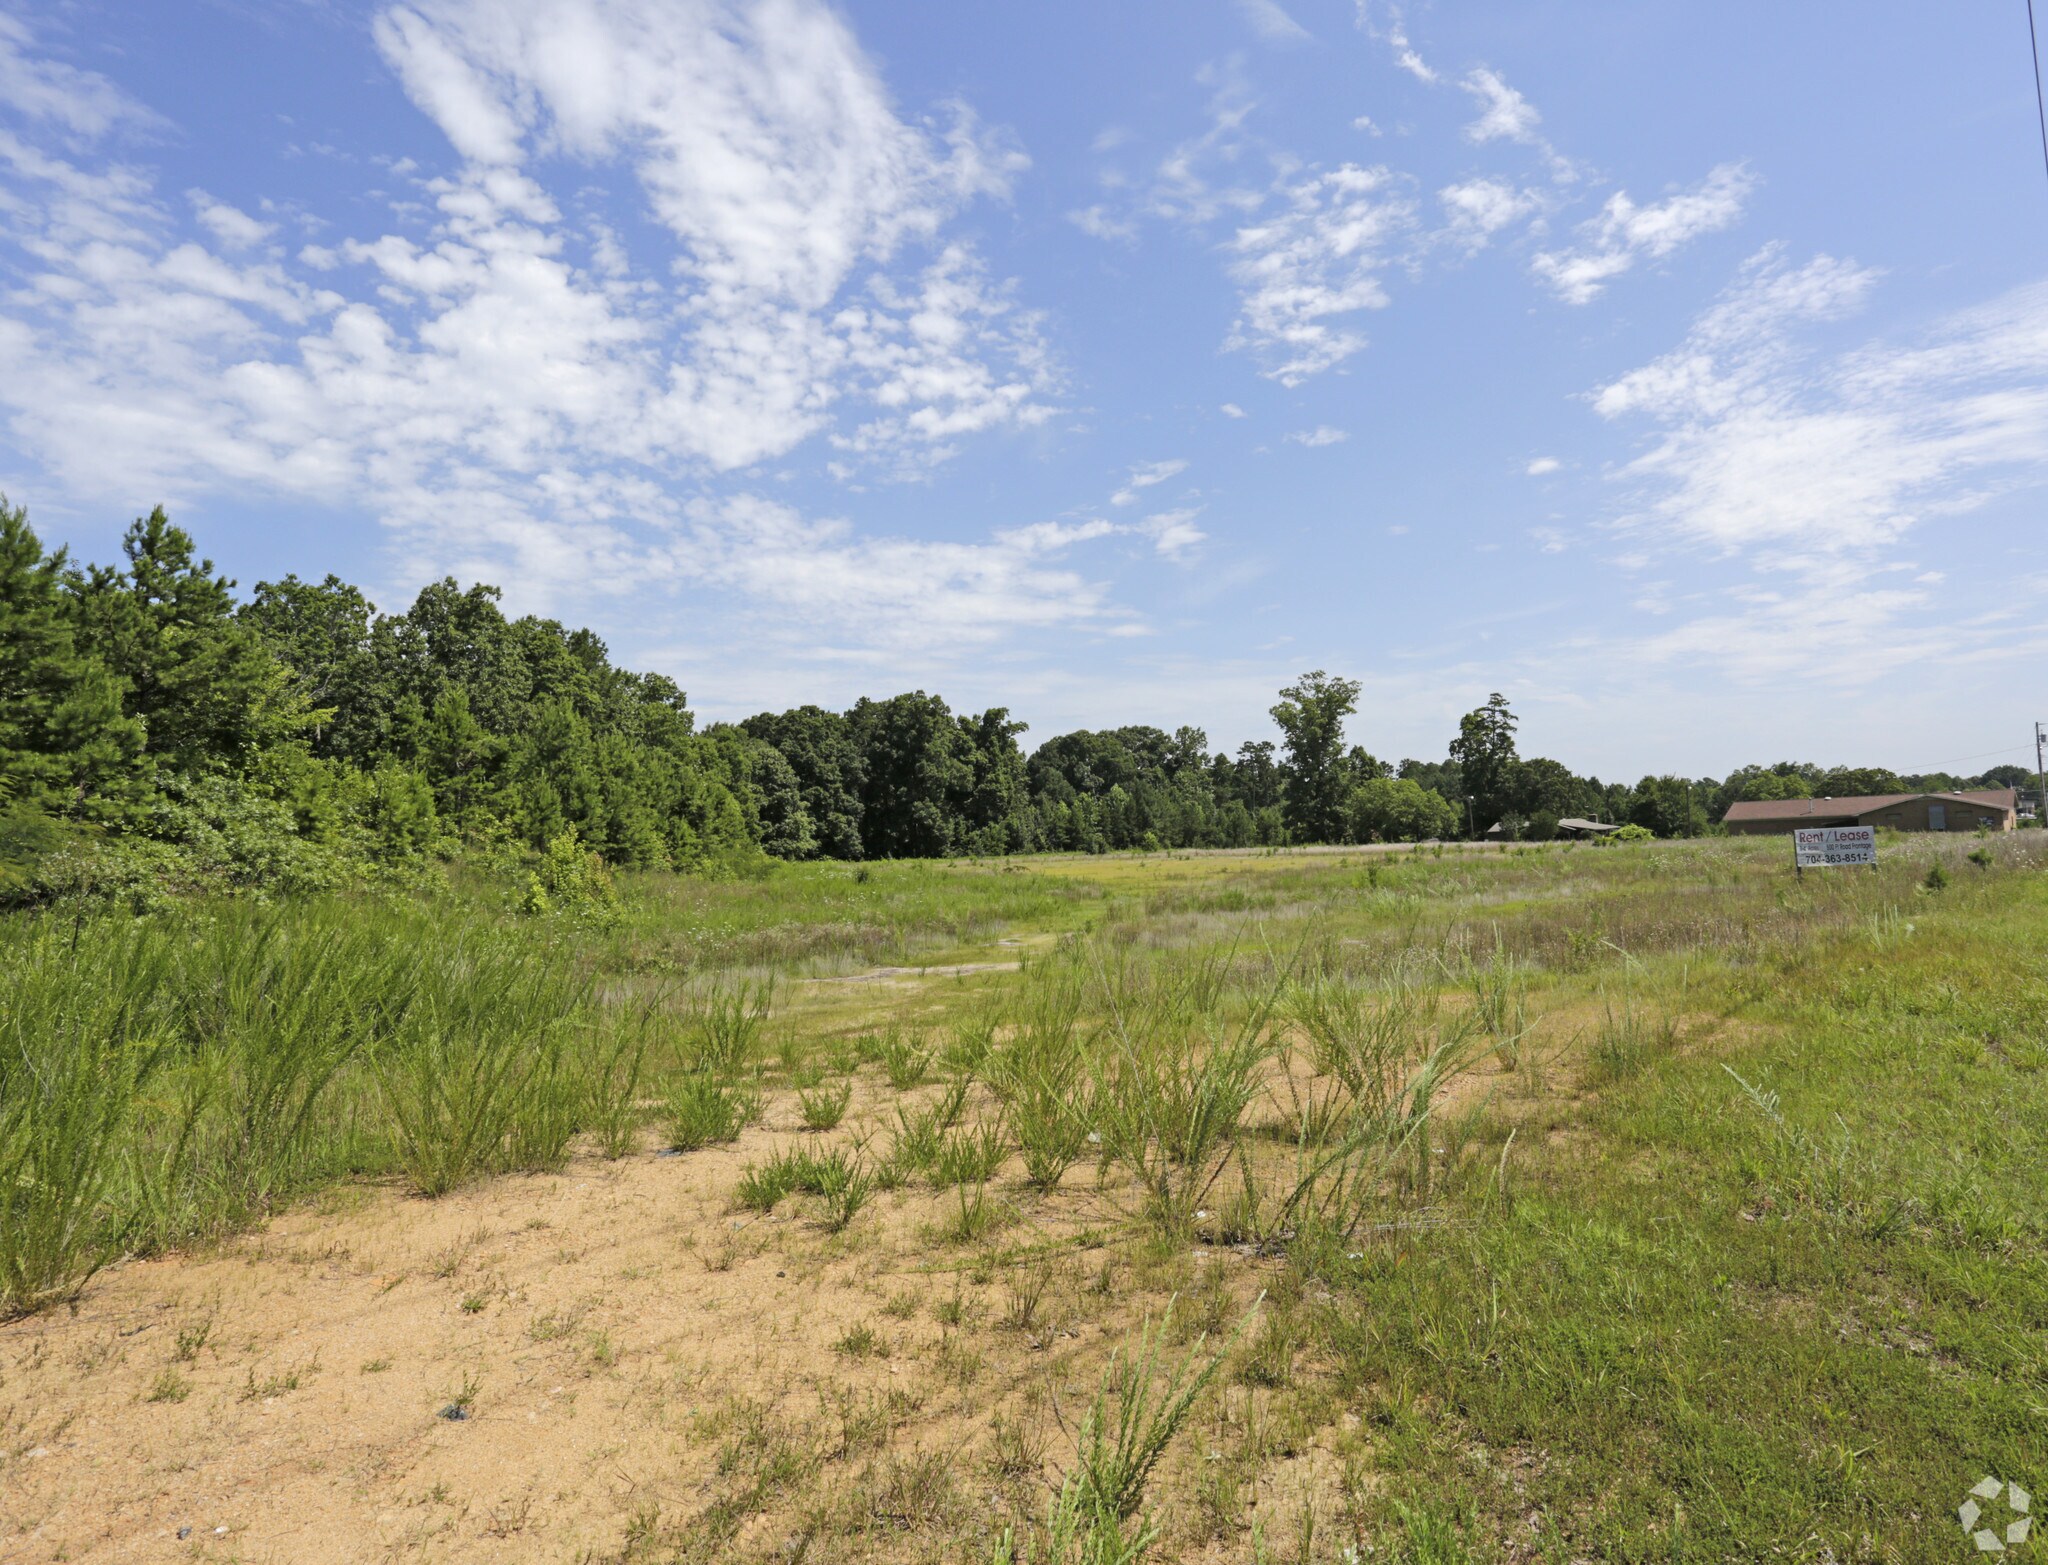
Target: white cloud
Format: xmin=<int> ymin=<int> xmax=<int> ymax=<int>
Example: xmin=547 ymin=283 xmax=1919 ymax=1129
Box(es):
xmin=1460 ymin=67 xmax=1540 ymax=145
xmin=1138 ymin=507 xmax=1206 ymax=559
xmin=0 ymin=0 xmax=1061 ymax=610
xmin=1286 ymin=425 xmax=1349 ymax=446
xmin=1146 ymin=69 xmax=1263 ymax=227
xmin=187 ymin=190 xmax=274 ymax=249
xmin=1593 ymin=249 xmax=2048 ymax=680
xmin=1225 ymin=164 xmax=1411 ymax=383
xmin=1236 ymin=0 xmax=1312 ymax=43
xmin=672 ymin=492 xmax=1125 ymax=651
xmin=0 ymin=14 xmax=161 ymax=139
xmin=1220 ymin=402 xmax=1246 ymax=418
xmin=1067 ymin=203 xmax=1137 ymax=243
xmin=1525 ymin=455 xmax=1560 ymax=475
xmin=1437 ymin=177 xmax=1537 ymax=251
xmin=1534 ymin=162 xmax=1753 ymax=304
xmin=1355 ymin=2 xmax=1437 ymax=82
xmin=1111 ymin=458 xmax=1188 ymax=506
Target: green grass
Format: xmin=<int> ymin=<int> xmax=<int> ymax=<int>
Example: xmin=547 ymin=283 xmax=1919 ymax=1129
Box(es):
xmin=6 ymin=830 xmax=2048 ymax=1562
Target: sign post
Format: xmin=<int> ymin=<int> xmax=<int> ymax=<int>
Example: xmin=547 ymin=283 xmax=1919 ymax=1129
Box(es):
xmin=1793 ymin=824 xmax=1878 ymax=877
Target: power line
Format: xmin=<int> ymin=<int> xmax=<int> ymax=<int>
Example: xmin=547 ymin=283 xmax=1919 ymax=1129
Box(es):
xmin=1914 ymin=742 xmax=2032 ymax=770
xmin=2029 ymin=0 xmax=2048 ymax=190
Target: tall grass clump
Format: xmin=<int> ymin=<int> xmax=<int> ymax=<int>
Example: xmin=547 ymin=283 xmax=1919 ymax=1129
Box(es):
xmin=664 ymin=1075 xmax=760 ymax=1151
xmin=0 ymin=921 xmax=173 ymax=1316
xmin=988 ymin=1304 xmax=1245 ymax=1564
xmin=1460 ymin=928 xmax=1529 ymax=1070
xmin=685 ymin=977 xmax=774 ymax=1074
xmin=583 ymin=1004 xmax=659 ymax=1159
xmin=373 ymin=931 xmax=588 ymax=1197
xmin=1089 ymin=941 xmax=1284 ymax=1231
xmin=988 ymin=967 xmax=1093 ymax=1192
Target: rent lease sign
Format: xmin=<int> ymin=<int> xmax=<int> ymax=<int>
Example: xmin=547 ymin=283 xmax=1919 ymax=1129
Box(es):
xmin=1793 ymin=824 xmax=1877 ymax=867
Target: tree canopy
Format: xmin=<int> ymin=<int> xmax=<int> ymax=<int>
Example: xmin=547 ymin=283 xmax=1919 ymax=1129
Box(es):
xmin=2 ymin=500 xmax=2024 ymax=900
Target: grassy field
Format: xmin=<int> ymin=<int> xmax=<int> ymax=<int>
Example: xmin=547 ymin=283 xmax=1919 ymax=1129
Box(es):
xmin=2 ymin=833 xmax=2045 ymax=1563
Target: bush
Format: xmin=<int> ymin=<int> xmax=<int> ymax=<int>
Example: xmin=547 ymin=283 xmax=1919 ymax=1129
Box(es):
xmin=519 ymin=829 xmax=619 ymax=927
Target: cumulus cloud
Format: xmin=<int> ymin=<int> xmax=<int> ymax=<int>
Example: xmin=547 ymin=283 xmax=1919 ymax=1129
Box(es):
xmin=187 ymin=190 xmax=274 ymax=249
xmin=1526 ymin=456 xmax=1559 ymax=475
xmin=1437 ymin=177 xmax=1537 ymax=251
xmin=0 ymin=0 xmax=1065 ymax=615
xmin=1460 ymin=67 xmax=1540 ymax=145
xmin=1286 ymin=425 xmax=1349 ymax=446
xmin=676 ymin=493 xmax=1124 ymax=650
xmin=1534 ymin=163 xmax=1753 ymax=304
xmin=1225 ymin=164 xmax=1411 ymax=384
xmin=1220 ymin=402 xmax=1246 ymax=418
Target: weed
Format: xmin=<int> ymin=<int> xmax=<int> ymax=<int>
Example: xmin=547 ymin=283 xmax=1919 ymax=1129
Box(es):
xmin=173 ymin=1315 xmax=214 ymax=1363
xmin=990 ymin=1304 xmax=1245 ymax=1563
xmin=664 ymin=1075 xmax=759 ymax=1151
xmin=835 ymin=1322 xmax=886 ymax=1359
xmin=944 ymin=1182 xmax=1008 ymax=1243
xmin=935 ymin=1120 xmax=1008 ymax=1187
xmin=1002 ymin=1268 xmax=1049 ymax=1333
xmin=880 ymin=1028 xmax=933 ymax=1090
xmin=147 ymin=1367 xmax=192 ymax=1404
xmin=686 ymin=978 xmax=774 ymax=1075
xmin=798 ymin=1078 xmax=853 ymax=1132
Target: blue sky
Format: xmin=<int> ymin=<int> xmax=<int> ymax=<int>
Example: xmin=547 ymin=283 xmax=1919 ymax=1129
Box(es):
xmin=3 ymin=1 xmax=2046 ymax=779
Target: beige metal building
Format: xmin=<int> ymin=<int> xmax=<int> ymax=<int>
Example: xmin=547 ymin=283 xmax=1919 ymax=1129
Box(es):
xmin=1722 ymin=788 xmax=2018 ymax=836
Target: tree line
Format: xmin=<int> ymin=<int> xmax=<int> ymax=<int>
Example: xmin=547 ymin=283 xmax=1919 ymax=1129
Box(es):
xmin=0 ymin=503 xmax=2028 ymax=901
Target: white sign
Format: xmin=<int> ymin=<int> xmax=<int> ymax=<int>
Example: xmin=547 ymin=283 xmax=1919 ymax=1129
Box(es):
xmin=1793 ymin=824 xmax=1876 ymax=868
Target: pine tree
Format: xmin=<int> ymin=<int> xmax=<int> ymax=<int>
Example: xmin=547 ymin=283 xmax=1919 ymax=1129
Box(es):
xmin=0 ymin=500 xmax=144 ymax=818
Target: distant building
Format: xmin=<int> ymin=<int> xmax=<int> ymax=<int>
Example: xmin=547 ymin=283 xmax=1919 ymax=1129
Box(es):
xmin=1722 ymin=789 xmax=2017 ymax=836
xmin=1484 ymin=817 xmax=1621 ymax=840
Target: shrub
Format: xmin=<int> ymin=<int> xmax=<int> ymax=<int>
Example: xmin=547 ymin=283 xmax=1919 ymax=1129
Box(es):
xmin=518 ymin=829 xmax=619 ymax=927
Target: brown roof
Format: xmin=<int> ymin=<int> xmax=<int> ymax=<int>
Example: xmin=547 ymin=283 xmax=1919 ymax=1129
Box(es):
xmin=1722 ymin=788 xmax=2017 ymax=824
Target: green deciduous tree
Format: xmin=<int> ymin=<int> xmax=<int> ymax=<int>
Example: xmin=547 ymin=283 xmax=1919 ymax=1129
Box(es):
xmin=1450 ymin=693 xmax=1519 ymax=836
xmin=1348 ymin=776 xmax=1459 ymax=843
xmin=1271 ymin=670 xmax=1361 ymax=844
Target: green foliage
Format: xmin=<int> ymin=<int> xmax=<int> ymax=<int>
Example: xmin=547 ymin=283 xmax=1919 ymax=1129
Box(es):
xmin=372 ymin=943 xmax=585 ymax=1197
xmin=1270 ymin=670 xmax=1361 ymax=844
xmin=519 ymin=828 xmax=620 ymax=925
xmin=797 ymin=1078 xmax=853 ymax=1131
xmin=991 ymin=1306 xmax=1243 ymax=1565
xmin=0 ymin=500 xmax=145 ymax=823
xmin=1449 ymin=692 xmax=1518 ymax=836
xmin=1348 ymin=775 xmax=1459 ymax=843
xmin=664 ymin=1075 xmax=759 ymax=1151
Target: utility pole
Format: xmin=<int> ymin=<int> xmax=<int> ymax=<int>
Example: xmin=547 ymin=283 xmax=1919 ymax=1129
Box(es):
xmin=2036 ymin=720 xmax=2046 ymax=830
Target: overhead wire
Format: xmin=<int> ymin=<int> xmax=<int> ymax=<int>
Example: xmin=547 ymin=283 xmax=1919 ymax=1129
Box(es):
xmin=2031 ymin=0 xmax=2048 ymax=188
